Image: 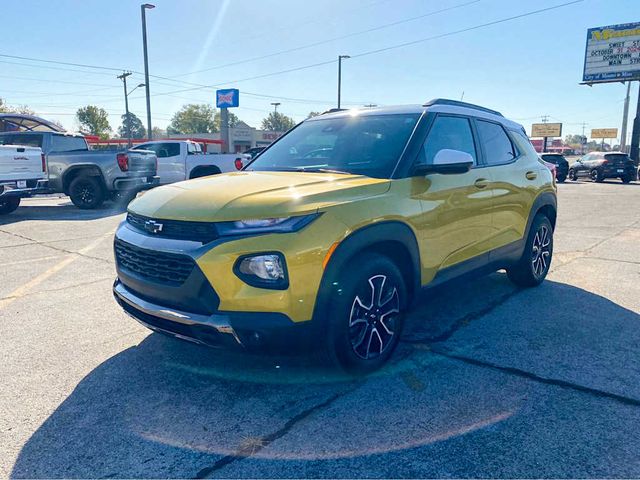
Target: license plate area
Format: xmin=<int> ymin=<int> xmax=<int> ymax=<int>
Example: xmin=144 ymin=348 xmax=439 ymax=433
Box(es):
xmin=17 ymin=180 xmax=27 ymax=188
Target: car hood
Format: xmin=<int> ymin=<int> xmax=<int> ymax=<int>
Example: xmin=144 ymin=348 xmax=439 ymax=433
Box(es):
xmin=128 ymin=171 xmax=390 ymax=222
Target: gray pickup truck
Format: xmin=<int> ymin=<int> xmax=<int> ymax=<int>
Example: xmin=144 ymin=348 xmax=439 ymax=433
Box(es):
xmin=0 ymin=131 xmax=159 ymax=209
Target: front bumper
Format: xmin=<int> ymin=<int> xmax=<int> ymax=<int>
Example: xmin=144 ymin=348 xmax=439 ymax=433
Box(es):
xmin=0 ymin=179 xmax=48 ymax=199
xmin=113 ymin=175 xmax=160 ymax=192
xmin=113 ymin=279 xmax=316 ymax=352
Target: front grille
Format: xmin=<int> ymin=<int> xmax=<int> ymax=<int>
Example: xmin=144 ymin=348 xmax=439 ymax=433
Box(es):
xmin=127 ymin=212 xmax=218 ymax=243
xmin=115 ymin=239 xmax=194 ymax=285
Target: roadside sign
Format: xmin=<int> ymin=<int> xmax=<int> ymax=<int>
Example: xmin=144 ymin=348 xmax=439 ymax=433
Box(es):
xmin=216 ymin=89 xmax=239 ymax=108
xmin=582 ymin=22 xmax=640 ymax=84
xmin=531 ymin=123 xmax=562 ymax=137
xmin=591 ymin=128 xmax=618 ymax=139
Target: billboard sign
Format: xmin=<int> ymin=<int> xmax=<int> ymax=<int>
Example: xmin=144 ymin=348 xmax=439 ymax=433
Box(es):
xmin=591 ymin=128 xmax=618 ymax=139
xmin=583 ymin=22 xmax=640 ymax=83
xmin=531 ymin=123 xmax=562 ymax=137
xmin=216 ymin=89 xmax=239 ymax=108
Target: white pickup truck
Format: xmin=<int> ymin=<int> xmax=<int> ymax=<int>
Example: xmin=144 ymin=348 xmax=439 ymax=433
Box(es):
xmin=131 ymin=140 xmax=248 ymax=185
xmin=0 ymin=144 xmax=47 ymax=214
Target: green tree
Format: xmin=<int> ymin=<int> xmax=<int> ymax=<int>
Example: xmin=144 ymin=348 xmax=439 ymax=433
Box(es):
xmin=151 ymin=126 xmax=166 ymax=138
xmin=306 ymin=111 xmax=320 ymax=119
xmin=261 ymin=112 xmax=296 ymax=131
xmin=76 ymin=105 xmax=111 ymax=137
xmin=214 ymin=110 xmax=240 ymax=129
xmin=118 ymin=112 xmax=146 ymax=139
xmin=168 ymin=104 xmax=217 ymax=134
xmin=565 ymin=134 xmax=586 ymax=145
xmin=0 ymin=98 xmax=35 ymax=115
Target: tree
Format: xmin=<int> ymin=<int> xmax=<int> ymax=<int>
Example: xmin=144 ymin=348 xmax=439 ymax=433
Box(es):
xmin=565 ymin=134 xmax=586 ymax=145
xmin=118 ymin=112 xmax=146 ymax=139
xmin=307 ymin=111 xmax=320 ymax=119
xmin=76 ymin=105 xmax=111 ymax=137
xmin=261 ymin=112 xmax=296 ymax=131
xmin=214 ymin=110 xmax=239 ymax=128
xmin=168 ymin=104 xmax=217 ymax=134
xmin=151 ymin=126 xmax=166 ymax=138
xmin=0 ymin=98 xmax=35 ymax=115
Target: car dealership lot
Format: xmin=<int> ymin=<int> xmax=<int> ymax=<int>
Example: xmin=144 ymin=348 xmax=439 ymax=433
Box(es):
xmin=1 ymin=182 xmax=639 ymax=478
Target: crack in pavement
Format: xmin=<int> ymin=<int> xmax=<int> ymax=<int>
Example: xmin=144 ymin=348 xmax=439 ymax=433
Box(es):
xmin=0 ymin=228 xmax=114 ymax=265
xmin=432 ymin=348 xmax=640 ymax=408
xmin=194 ymin=385 xmax=362 ymax=478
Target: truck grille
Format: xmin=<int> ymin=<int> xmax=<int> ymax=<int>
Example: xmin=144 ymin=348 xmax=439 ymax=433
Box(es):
xmin=126 ymin=212 xmax=219 ymax=243
xmin=114 ymin=239 xmax=194 ymax=285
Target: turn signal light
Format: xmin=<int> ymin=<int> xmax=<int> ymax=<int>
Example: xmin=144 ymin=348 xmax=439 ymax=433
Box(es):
xmin=117 ymin=153 xmax=129 ymax=171
xmin=234 ymin=157 xmax=243 ymax=170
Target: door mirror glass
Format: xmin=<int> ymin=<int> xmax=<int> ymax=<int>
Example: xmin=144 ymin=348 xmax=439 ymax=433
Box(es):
xmin=414 ymin=149 xmax=474 ymax=175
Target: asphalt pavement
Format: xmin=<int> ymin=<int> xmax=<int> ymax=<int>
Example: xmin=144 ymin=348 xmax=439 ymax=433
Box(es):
xmin=0 ymin=180 xmax=639 ymax=478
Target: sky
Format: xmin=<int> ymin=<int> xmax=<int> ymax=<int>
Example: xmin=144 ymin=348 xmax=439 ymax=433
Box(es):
xmin=1 ymin=0 xmax=638 ymax=142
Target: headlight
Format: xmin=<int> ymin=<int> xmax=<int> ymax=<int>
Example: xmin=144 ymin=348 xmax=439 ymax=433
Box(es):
xmin=217 ymin=213 xmax=320 ymax=236
xmin=234 ymin=253 xmax=288 ymax=289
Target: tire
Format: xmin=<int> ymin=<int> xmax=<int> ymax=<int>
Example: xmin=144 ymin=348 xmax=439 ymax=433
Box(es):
xmin=621 ymin=175 xmax=632 ymax=184
xmin=190 ymin=167 xmax=221 ymax=179
xmin=0 ymin=196 xmax=20 ymax=215
xmin=556 ymin=174 xmax=566 ymax=183
xmin=568 ymin=169 xmax=577 ymax=181
xmin=69 ymin=175 xmax=105 ymax=209
xmin=507 ymin=214 xmax=553 ymax=287
xmin=590 ymin=169 xmax=604 ymax=183
xmin=321 ymin=252 xmax=407 ymax=374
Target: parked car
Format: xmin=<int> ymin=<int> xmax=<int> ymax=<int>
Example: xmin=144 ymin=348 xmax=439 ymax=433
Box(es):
xmin=244 ymin=146 xmax=265 ymax=159
xmin=0 ymin=131 xmax=159 ymax=209
xmin=0 ymin=144 xmax=47 ymax=214
xmin=131 ymin=140 xmax=247 ymax=185
xmin=112 ymin=99 xmax=556 ymax=373
xmin=539 ymin=153 xmax=569 ymax=182
xmin=568 ymin=151 xmax=636 ymax=183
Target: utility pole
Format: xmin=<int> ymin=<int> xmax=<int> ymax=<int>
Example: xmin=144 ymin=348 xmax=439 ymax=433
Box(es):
xmin=117 ymin=72 xmax=133 ymax=147
xmin=141 ymin=3 xmax=155 ymax=140
xmin=337 ymin=55 xmax=350 ymax=109
xmin=629 ymin=82 xmax=640 ymax=163
xmin=580 ymin=122 xmax=588 ymax=154
xmin=621 ymin=81 xmax=631 ymax=152
xmin=541 ymin=115 xmax=549 ymax=153
xmin=270 ymin=102 xmax=280 ymax=114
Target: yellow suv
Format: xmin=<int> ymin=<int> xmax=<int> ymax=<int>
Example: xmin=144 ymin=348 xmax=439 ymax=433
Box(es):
xmin=113 ymin=99 xmax=556 ymax=373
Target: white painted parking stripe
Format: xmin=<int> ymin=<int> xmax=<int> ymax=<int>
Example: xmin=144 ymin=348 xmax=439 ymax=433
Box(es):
xmin=0 ymin=234 xmax=111 ymax=310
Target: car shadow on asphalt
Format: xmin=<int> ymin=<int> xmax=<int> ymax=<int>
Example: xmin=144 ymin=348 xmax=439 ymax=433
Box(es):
xmin=10 ymin=276 xmax=640 ymax=478
xmin=0 ymin=200 xmax=129 ymax=225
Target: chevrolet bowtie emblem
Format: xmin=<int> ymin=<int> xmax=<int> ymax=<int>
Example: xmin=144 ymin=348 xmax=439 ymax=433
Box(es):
xmin=144 ymin=220 xmax=163 ymax=234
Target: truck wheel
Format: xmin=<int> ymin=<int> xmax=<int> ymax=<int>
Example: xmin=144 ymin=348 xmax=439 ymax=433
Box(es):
xmin=190 ymin=166 xmax=221 ymax=179
xmin=507 ymin=214 xmax=553 ymax=287
xmin=69 ymin=176 xmax=105 ymax=209
xmin=321 ymin=252 xmax=407 ymax=374
xmin=0 ymin=197 xmax=20 ymax=215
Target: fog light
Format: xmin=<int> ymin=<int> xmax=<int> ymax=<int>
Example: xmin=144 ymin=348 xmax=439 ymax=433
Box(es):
xmin=234 ymin=253 xmax=288 ymax=289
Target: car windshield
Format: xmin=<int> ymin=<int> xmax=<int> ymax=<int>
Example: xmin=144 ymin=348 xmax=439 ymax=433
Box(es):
xmin=246 ymin=113 xmax=420 ymax=178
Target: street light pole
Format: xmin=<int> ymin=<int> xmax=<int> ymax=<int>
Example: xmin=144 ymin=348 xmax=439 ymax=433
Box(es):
xmin=117 ymin=71 xmax=133 ymax=147
xmin=621 ymin=81 xmax=631 ymax=152
xmin=337 ymin=55 xmax=350 ymax=109
xmin=270 ymin=102 xmax=281 ymax=114
xmin=141 ymin=3 xmax=155 ymax=140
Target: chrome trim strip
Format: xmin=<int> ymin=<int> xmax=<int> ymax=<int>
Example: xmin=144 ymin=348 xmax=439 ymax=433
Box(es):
xmin=113 ymin=281 xmax=242 ymax=345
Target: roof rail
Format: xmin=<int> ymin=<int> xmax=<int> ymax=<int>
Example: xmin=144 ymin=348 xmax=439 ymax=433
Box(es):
xmin=320 ymin=108 xmax=347 ymax=115
xmin=423 ymin=98 xmax=503 ymax=117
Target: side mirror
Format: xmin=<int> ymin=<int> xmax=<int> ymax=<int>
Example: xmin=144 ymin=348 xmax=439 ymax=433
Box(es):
xmin=414 ymin=149 xmax=474 ymax=175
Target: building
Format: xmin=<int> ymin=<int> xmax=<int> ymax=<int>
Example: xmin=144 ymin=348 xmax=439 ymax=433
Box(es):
xmin=167 ymin=122 xmax=284 ymax=153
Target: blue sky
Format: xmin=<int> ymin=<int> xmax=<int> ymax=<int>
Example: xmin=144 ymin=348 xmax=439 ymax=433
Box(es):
xmin=1 ymin=0 xmax=637 ymax=141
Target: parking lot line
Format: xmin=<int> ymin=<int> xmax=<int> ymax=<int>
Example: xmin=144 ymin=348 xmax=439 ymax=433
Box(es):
xmin=0 ymin=233 xmax=111 ymax=310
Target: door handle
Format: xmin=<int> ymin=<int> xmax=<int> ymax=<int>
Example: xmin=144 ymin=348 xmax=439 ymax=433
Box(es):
xmin=526 ymin=171 xmax=537 ymax=180
xmin=474 ymin=178 xmax=489 ymax=189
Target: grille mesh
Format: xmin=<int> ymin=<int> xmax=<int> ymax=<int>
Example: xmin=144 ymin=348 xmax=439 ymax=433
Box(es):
xmin=127 ymin=212 xmax=218 ymax=243
xmin=115 ymin=239 xmax=194 ymax=285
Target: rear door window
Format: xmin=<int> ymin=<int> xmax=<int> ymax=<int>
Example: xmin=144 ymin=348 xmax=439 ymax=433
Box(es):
xmin=0 ymin=133 xmax=43 ymax=148
xmin=50 ymin=135 xmax=88 ymax=152
xmin=476 ymin=120 xmax=516 ymax=165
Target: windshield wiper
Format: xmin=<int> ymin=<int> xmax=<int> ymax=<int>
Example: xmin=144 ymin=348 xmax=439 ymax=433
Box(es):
xmin=298 ymin=167 xmax=352 ymax=175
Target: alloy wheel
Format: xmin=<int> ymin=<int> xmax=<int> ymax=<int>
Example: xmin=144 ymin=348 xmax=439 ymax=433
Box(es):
xmin=531 ymin=225 xmax=551 ymax=278
xmin=348 ymin=274 xmax=400 ymax=360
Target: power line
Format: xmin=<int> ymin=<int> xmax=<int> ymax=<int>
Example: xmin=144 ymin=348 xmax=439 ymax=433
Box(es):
xmin=168 ymin=0 xmax=481 ymax=79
